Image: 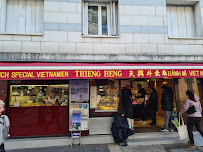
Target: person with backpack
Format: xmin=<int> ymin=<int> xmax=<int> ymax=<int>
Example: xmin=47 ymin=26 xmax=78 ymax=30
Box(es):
xmin=0 ymin=100 xmax=10 ymax=152
xmin=179 ymin=91 xmax=203 ymax=148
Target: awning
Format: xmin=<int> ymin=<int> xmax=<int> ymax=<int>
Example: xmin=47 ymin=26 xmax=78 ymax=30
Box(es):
xmin=0 ymin=62 xmax=203 ymax=80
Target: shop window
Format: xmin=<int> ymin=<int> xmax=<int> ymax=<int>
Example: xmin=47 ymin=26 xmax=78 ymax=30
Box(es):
xmin=82 ymin=0 xmax=119 ymax=37
xmin=0 ymin=0 xmax=44 ymax=35
xmin=10 ymin=84 xmax=69 ymax=107
xmin=90 ymin=79 xmax=119 ymax=111
xmin=166 ymin=2 xmax=203 ymax=38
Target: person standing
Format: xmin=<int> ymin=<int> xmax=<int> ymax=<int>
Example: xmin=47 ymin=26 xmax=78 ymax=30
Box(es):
xmin=0 ymin=100 xmax=10 ymax=152
xmin=122 ymin=88 xmax=134 ymax=130
xmin=148 ymin=88 xmax=158 ymax=126
xmin=161 ymin=82 xmax=174 ymax=132
xmin=137 ymin=84 xmax=147 ymax=125
xmin=180 ymin=91 xmax=203 ymax=148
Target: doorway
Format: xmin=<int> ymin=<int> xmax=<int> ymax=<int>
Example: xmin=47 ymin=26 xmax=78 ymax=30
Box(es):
xmin=121 ymin=78 xmax=176 ymax=133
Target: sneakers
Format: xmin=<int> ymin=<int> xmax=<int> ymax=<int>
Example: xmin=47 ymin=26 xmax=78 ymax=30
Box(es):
xmin=186 ymin=143 xmax=195 ymax=148
xmin=142 ymin=121 xmax=147 ymax=125
xmin=131 ymin=127 xmax=134 ymax=131
xmin=120 ymin=141 xmax=128 ymax=146
xmin=160 ymin=128 xmax=169 ymax=132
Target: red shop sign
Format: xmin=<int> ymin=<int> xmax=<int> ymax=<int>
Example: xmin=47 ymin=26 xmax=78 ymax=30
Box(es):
xmin=0 ymin=69 xmax=202 ymax=80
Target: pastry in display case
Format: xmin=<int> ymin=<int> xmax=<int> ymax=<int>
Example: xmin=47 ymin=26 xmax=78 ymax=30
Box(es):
xmin=95 ymin=85 xmax=119 ymax=112
xmin=10 ymin=84 xmax=69 ymax=107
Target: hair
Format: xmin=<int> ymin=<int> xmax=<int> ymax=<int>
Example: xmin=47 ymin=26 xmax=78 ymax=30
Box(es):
xmin=0 ymin=100 xmax=5 ymax=106
xmin=137 ymin=84 xmax=142 ymax=87
xmin=186 ymin=90 xmax=196 ymax=102
xmin=51 ymin=90 xmax=55 ymax=93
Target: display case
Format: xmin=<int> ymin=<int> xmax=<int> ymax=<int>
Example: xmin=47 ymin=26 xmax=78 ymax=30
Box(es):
xmin=90 ymin=79 xmax=119 ymax=112
xmin=10 ymin=84 xmax=69 ymax=107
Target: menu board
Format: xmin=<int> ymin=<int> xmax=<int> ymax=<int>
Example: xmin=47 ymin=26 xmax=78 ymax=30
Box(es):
xmin=69 ymin=103 xmax=89 ymax=131
xmin=70 ymin=80 xmax=89 ymax=101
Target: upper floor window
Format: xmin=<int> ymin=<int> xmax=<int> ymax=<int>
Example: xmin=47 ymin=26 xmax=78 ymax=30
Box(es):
xmin=0 ymin=0 xmax=44 ymax=35
xmin=167 ymin=3 xmax=203 ymax=38
xmin=82 ymin=0 xmax=119 ymax=37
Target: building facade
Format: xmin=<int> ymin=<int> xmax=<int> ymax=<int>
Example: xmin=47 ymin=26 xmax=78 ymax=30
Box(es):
xmin=0 ymin=0 xmax=203 ymax=137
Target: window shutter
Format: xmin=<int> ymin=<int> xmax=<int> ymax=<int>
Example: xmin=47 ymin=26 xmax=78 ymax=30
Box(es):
xmin=110 ymin=1 xmax=117 ymax=36
xmin=167 ymin=6 xmax=196 ymax=38
xmin=0 ymin=0 xmax=7 ymax=33
xmin=83 ymin=2 xmax=88 ymax=35
xmin=5 ymin=0 xmax=43 ymax=35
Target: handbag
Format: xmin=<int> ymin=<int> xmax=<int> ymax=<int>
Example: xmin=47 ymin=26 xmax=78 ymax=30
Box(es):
xmin=186 ymin=105 xmax=197 ymax=114
xmin=177 ymin=115 xmax=189 ymax=140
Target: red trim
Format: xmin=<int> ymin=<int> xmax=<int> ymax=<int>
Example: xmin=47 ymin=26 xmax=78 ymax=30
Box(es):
xmin=0 ymin=62 xmax=203 ymax=67
xmin=0 ymin=62 xmax=203 ymax=80
xmin=0 ymin=69 xmax=202 ymax=80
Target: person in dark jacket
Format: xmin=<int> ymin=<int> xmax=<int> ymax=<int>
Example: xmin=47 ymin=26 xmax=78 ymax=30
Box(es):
xmin=137 ymin=84 xmax=147 ymax=124
xmin=111 ymin=109 xmax=134 ymax=146
xmin=148 ymin=88 xmax=158 ymax=126
xmin=122 ymin=88 xmax=134 ymax=130
xmin=161 ymin=82 xmax=174 ymax=132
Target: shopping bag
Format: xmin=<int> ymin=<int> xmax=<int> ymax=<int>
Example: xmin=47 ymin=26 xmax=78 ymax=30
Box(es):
xmin=177 ymin=115 xmax=189 ymax=140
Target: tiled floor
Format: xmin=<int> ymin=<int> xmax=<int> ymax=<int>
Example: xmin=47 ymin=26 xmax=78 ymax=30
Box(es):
xmin=134 ymin=114 xmax=164 ymax=133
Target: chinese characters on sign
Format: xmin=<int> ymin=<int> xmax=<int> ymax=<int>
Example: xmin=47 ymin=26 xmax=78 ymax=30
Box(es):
xmin=0 ymin=69 xmax=203 ymax=79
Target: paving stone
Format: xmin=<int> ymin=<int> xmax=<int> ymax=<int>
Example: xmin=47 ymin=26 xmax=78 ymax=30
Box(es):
xmin=169 ymin=149 xmax=200 ymax=152
xmin=120 ymin=145 xmax=166 ymax=152
xmin=7 ymin=144 xmax=110 ymax=152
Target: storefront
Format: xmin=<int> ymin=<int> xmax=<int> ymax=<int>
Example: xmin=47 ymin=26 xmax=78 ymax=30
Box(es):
xmin=0 ymin=62 xmax=203 ymax=137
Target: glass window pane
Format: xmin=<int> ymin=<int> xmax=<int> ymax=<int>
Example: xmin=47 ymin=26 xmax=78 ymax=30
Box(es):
xmin=88 ymin=6 xmax=98 ymax=35
xmin=90 ymin=80 xmax=119 ymax=111
xmin=10 ymin=84 xmax=69 ymax=107
xmin=102 ymin=6 xmax=108 ymax=35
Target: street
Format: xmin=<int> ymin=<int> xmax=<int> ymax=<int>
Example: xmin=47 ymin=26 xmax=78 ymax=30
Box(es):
xmin=6 ymin=143 xmax=203 ymax=152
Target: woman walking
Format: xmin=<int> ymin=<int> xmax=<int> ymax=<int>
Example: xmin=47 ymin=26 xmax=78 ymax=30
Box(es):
xmin=0 ymin=100 xmax=10 ymax=152
xmin=179 ymin=90 xmax=203 ymax=148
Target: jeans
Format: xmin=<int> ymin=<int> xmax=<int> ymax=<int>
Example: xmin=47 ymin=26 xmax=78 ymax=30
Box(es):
xmin=164 ymin=111 xmax=173 ymax=130
xmin=187 ymin=117 xmax=203 ymax=144
xmin=138 ymin=103 xmax=146 ymax=121
xmin=150 ymin=107 xmax=156 ymax=124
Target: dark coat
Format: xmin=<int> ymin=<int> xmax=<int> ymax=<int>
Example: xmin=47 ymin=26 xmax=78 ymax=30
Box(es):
xmin=148 ymin=91 xmax=158 ymax=111
xmin=161 ymin=86 xmax=173 ymax=111
xmin=122 ymin=90 xmax=133 ymax=119
xmin=111 ymin=109 xmax=134 ymax=143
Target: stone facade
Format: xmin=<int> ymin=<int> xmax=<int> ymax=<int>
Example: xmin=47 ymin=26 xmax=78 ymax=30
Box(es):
xmin=0 ymin=0 xmax=203 ymax=62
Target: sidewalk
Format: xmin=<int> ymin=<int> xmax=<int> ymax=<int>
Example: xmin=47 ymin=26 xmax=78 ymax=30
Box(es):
xmin=5 ymin=132 xmax=203 ymax=151
xmin=6 ymin=143 xmax=203 ymax=152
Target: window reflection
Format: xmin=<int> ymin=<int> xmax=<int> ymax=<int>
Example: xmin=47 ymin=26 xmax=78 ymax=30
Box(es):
xmin=88 ymin=6 xmax=98 ymax=35
xmin=102 ymin=6 xmax=108 ymax=35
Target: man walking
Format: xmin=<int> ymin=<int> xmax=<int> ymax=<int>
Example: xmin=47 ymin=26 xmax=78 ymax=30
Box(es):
xmin=161 ymin=82 xmax=174 ymax=132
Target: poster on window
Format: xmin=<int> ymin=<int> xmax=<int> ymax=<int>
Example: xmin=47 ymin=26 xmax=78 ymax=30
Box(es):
xmin=70 ymin=79 xmax=89 ymax=101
